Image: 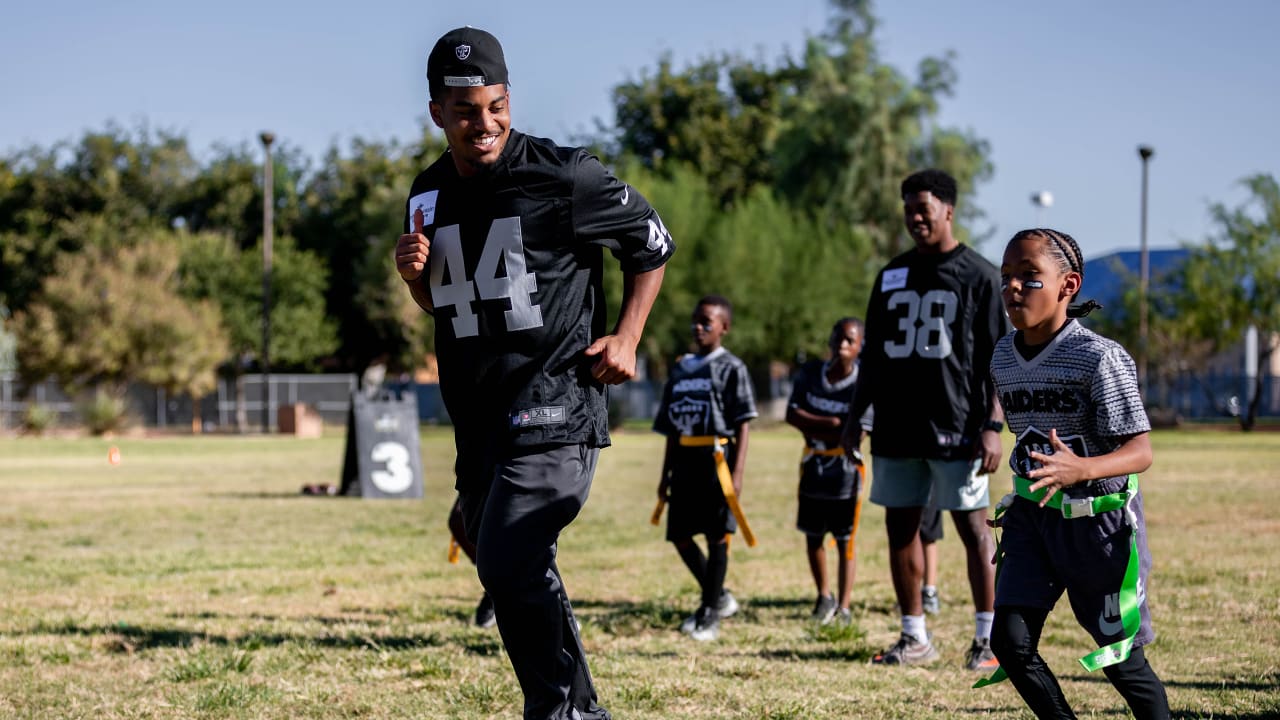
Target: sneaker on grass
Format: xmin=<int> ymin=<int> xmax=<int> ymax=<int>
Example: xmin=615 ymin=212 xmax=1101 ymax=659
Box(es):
xmin=965 ymin=637 xmax=1000 ymax=671
xmin=811 ymin=593 xmax=837 ymax=624
xmin=682 ymin=589 xmax=738 ymax=632
xmin=688 ymin=606 xmax=720 ymax=642
xmin=871 ymin=632 xmax=939 ymax=666
xmin=474 ymin=592 xmax=496 ymax=628
xmin=921 ymin=587 xmax=940 ymax=615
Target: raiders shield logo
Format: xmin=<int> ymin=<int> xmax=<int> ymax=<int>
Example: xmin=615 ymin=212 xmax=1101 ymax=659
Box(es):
xmin=668 ymin=397 xmax=710 ymax=436
xmin=455 ymin=44 xmax=471 ymax=60
xmin=1014 ymin=425 xmax=1088 ymax=476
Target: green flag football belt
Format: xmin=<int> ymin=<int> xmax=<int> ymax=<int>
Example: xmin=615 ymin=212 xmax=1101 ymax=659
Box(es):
xmin=974 ymin=474 xmax=1141 ymax=689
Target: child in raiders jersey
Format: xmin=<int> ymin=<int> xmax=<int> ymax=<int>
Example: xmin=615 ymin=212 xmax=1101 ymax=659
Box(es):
xmin=653 ymin=295 xmax=758 ymax=641
xmin=785 ymin=318 xmax=871 ymax=626
xmin=985 ymin=228 xmax=1169 ymax=719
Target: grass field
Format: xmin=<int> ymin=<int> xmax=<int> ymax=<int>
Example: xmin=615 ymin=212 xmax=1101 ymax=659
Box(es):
xmin=0 ymin=425 xmax=1277 ymax=719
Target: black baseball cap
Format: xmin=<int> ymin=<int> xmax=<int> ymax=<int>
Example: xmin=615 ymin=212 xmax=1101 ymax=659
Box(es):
xmin=427 ymin=27 xmax=509 ymax=98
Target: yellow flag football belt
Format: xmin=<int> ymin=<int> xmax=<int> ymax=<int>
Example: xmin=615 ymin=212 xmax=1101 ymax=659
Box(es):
xmin=669 ymin=435 xmax=757 ymax=547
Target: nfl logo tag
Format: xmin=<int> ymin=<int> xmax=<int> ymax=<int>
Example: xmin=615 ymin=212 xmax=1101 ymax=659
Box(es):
xmin=455 ymin=44 xmax=471 ymax=60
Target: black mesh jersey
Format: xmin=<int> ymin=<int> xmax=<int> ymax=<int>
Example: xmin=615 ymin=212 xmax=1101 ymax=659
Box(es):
xmin=855 ymin=244 xmax=1010 ymax=460
xmin=652 ymin=347 xmax=758 ymax=440
xmin=788 ymin=360 xmax=872 ymax=448
xmin=404 ymin=130 xmax=675 ymax=456
xmin=990 ymin=320 xmax=1150 ymax=495
xmin=788 ymin=359 xmax=867 ymax=499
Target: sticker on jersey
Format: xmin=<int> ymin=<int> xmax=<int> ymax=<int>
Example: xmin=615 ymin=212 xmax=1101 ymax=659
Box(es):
xmin=1013 ymin=425 xmax=1088 ymax=476
xmin=668 ymin=396 xmax=709 ymax=436
xmin=881 ymin=267 xmax=909 ymax=291
xmin=409 ymin=190 xmax=438 ymax=228
xmin=510 ymin=406 xmax=566 ymax=428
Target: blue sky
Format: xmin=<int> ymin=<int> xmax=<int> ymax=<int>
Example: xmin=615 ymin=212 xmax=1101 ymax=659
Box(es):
xmin=3 ymin=1 xmax=1278 ymax=266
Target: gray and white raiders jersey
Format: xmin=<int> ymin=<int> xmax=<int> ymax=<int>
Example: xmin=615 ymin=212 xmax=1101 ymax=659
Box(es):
xmin=989 ymin=320 xmax=1150 ymax=486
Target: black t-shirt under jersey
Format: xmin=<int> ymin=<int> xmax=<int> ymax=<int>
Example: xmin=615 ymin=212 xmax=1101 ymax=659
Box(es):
xmin=404 ymin=130 xmax=675 ymax=458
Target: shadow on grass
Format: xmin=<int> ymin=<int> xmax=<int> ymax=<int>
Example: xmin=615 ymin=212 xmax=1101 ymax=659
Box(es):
xmin=755 ymin=646 xmax=876 ymax=662
xmin=19 ymin=619 xmax=479 ymax=654
xmin=1068 ymin=670 xmax=1279 ymax=694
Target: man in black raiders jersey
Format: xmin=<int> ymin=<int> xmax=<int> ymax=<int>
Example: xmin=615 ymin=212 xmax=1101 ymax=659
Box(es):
xmin=842 ymin=169 xmax=1009 ymax=670
xmin=653 ymin=296 xmax=758 ymax=642
xmin=394 ymin=27 xmax=674 ymax=720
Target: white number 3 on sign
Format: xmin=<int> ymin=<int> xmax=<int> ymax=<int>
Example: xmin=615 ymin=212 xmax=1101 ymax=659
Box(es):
xmin=429 ymin=217 xmax=545 ymax=338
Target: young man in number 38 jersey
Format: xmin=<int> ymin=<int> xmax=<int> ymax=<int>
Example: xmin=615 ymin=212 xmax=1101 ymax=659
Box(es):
xmin=842 ymin=169 xmax=1009 ymax=670
xmin=394 ymin=27 xmax=674 ymax=720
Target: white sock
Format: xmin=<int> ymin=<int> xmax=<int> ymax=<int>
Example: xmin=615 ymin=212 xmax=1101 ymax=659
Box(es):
xmin=902 ymin=614 xmax=928 ymax=643
xmin=922 ymin=584 xmax=937 ymax=595
xmin=975 ymin=611 xmax=995 ymax=641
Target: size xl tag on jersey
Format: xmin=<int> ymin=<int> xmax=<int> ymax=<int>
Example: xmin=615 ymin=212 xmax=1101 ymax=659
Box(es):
xmin=408 ymin=190 xmax=438 ymax=228
xmin=881 ymin=267 xmax=909 ymax=291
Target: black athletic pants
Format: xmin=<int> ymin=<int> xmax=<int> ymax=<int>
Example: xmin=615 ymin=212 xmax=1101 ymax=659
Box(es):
xmin=457 ymin=444 xmax=609 ymax=720
xmin=990 ymin=605 xmax=1170 ymax=720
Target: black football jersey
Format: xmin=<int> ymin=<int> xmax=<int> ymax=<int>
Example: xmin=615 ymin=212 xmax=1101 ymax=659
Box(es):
xmin=404 ymin=130 xmax=675 ymax=456
xmin=652 ymin=348 xmax=758 ymax=439
xmin=788 ymin=359 xmax=868 ymax=499
xmin=855 ymin=244 xmax=1010 ymax=460
xmin=787 ymin=359 xmax=872 ymax=447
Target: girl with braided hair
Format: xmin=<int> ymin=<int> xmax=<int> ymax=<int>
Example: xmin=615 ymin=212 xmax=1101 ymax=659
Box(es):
xmin=984 ymin=228 xmax=1169 ymax=718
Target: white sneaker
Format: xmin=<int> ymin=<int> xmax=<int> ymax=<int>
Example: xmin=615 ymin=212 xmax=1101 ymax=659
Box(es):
xmin=687 ymin=607 xmax=720 ymax=642
xmin=717 ymin=590 xmax=739 ymax=619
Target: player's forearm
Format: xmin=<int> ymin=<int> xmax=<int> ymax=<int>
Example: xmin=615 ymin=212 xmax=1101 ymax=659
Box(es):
xmin=613 ymin=266 xmax=665 ymax=343
xmin=787 ymin=407 xmax=840 ymax=434
xmin=986 ymin=388 xmax=1004 ymax=424
xmin=405 ymin=276 xmax=435 ymax=314
xmin=731 ymin=422 xmax=750 ymax=486
xmin=1085 ymin=433 xmax=1153 ymax=480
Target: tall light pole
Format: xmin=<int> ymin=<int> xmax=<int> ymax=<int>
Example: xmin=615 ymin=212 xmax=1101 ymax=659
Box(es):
xmin=1137 ymin=145 xmax=1154 ymax=401
xmin=260 ymin=131 xmax=275 ymax=433
xmin=1031 ymin=190 xmax=1054 ymax=226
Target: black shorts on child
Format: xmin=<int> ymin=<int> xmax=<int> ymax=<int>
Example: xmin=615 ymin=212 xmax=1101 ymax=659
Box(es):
xmin=666 ymin=445 xmax=736 ymax=542
xmin=796 ymin=495 xmax=858 ymax=539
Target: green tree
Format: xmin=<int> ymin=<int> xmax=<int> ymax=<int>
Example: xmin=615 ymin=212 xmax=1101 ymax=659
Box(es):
xmin=298 ymin=133 xmax=443 ymax=371
xmin=610 ymin=55 xmax=786 ymax=207
xmin=1170 ymin=174 xmax=1280 ymax=430
xmin=178 ymin=232 xmax=338 ymax=431
xmin=11 ymin=234 xmax=228 ymax=427
xmin=0 ymin=127 xmax=197 ymax=314
xmin=606 ymin=0 xmax=992 ymax=259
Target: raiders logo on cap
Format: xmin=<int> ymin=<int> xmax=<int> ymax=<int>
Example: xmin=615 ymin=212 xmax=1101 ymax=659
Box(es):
xmin=427 ymin=27 xmax=509 ymax=97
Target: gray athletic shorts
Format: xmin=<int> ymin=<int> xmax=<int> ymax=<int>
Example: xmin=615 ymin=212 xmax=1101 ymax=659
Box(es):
xmin=868 ymin=456 xmax=990 ymax=511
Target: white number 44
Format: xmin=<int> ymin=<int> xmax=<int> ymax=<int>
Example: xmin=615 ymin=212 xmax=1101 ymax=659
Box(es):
xmin=429 ymin=216 xmax=544 ymax=338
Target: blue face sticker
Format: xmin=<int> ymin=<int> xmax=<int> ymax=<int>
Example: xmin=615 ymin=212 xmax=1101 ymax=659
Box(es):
xmin=1001 ymin=278 xmax=1045 ymax=291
